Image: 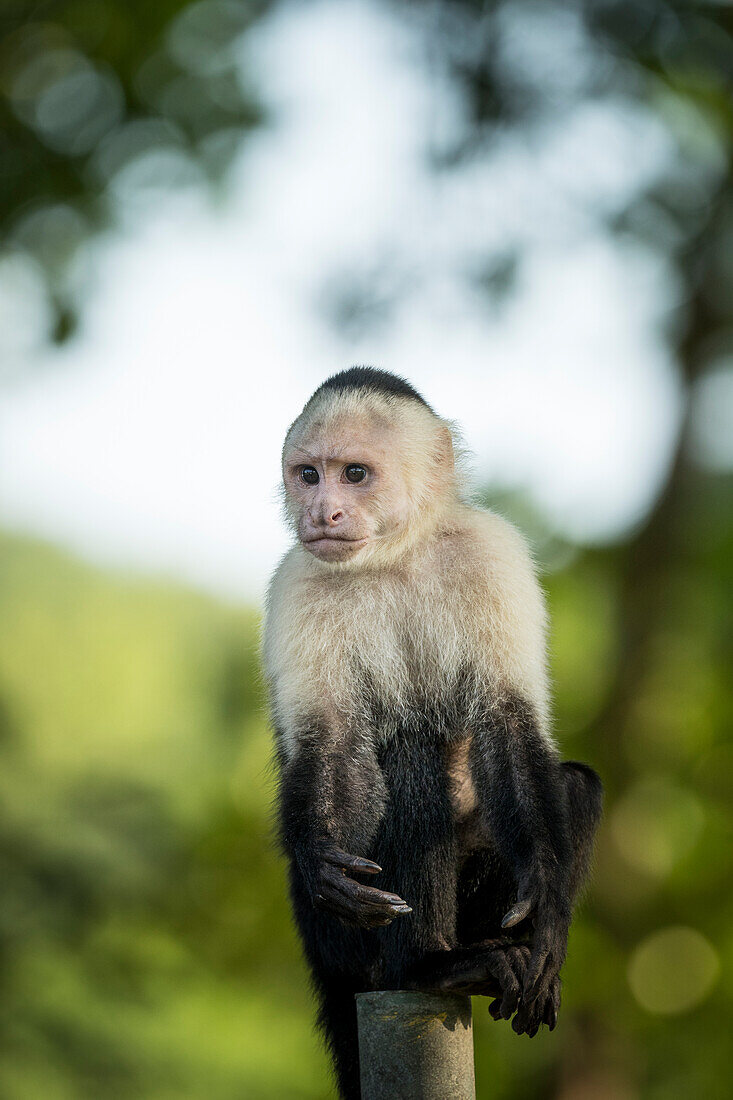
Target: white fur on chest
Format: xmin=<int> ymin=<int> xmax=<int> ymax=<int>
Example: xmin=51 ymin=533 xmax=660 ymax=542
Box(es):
xmin=268 ymin=569 xmax=464 ymax=725
xmin=263 ymin=511 xmax=552 ymax=758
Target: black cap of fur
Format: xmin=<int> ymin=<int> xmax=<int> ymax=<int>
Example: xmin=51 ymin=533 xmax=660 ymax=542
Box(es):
xmin=311 ymin=366 xmax=433 ymax=411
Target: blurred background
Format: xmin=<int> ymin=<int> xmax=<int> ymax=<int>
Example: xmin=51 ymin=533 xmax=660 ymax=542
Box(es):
xmin=0 ymin=0 xmax=731 ymax=1096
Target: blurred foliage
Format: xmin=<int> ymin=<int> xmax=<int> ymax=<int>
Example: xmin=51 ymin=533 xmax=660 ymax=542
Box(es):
xmin=0 ymin=531 xmax=329 ymax=1099
xmin=404 ymin=0 xmax=733 ymax=385
xmin=0 ymin=0 xmax=268 ymax=340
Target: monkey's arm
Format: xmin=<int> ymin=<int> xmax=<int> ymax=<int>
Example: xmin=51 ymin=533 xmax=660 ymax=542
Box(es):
xmin=276 ymin=734 xmax=412 ymax=928
xmin=469 ymin=697 xmax=574 ymax=1013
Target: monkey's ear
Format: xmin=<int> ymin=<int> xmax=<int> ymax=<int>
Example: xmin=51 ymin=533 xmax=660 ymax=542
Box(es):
xmin=436 ymin=425 xmax=455 ymax=470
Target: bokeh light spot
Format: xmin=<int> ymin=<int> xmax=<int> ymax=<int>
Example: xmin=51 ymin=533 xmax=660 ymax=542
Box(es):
xmin=628 ymin=926 xmax=719 ymax=1014
xmin=610 ymin=776 xmax=704 ymax=877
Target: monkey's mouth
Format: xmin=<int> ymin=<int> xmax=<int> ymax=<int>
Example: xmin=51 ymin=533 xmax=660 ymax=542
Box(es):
xmin=303 ymin=534 xmax=368 ymax=557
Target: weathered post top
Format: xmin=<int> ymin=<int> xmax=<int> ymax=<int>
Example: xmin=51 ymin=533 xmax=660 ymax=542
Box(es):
xmin=356 ymin=990 xmax=476 ymax=1100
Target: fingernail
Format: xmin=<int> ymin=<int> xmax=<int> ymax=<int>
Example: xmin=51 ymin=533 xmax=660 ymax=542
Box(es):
xmin=394 ymin=905 xmax=412 ymax=913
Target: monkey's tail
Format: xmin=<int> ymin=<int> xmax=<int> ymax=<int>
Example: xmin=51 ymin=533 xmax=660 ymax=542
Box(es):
xmin=315 ymin=975 xmax=362 ymax=1100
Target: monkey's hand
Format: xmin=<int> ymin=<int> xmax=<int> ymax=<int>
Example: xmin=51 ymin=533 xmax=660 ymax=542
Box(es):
xmin=501 ymin=877 xmax=570 ymax=1021
xmin=410 ymin=940 xmax=560 ymax=1035
xmin=312 ymin=845 xmax=412 ymax=929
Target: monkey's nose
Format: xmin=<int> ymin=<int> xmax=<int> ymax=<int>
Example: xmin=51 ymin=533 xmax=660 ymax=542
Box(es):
xmin=326 ymin=508 xmax=344 ymax=525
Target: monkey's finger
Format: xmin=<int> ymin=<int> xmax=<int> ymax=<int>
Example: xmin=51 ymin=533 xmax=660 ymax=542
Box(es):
xmin=527 ymin=954 xmax=560 ymax=1007
xmin=329 ymin=874 xmax=411 ymax=912
xmin=313 ymin=891 xmax=366 ymax=923
xmin=483 ymin=953 xmax=521 ymax=1019
xmin=488 ymin=998 xmax=504 ymax=1021
xmin=499 ymin=985 xmax=522 ymax=1020
xmin=510 ymin=1006 xmax=529 ymax=1035
xmin=546 ymin=977 xmax=561 ymax=1031
xmin=523 ymin=928 xmax=556 ymax=1000
xmin=517 ymin=1012 xmax=539 ymax=1038
xmin=543 ymin=995 xmax=557 ymax=1030
xmin=501 ymin=897 xmax=534 ymax=929
xmin=323 ymin=869 xmax=412 ymax=914
xmin=316 ymin=888 xmax=398 ymax=928
xmin=523 ymin=952 xmax=552 ymax=1003
xmin=493 ymin=950 xmax=524 ymax=1014
xmin=507 ymin=946 xmax=530 ymax=981
xmin=322 ymin=848 xmax=382 ymax=874
xmin=512 ymin=994 xmax=545 ymax=1037
xmin=495 ymin=949 xmax=531 ymax=1019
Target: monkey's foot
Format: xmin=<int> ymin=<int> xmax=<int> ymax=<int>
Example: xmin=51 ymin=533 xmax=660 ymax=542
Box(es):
xmin=408 ymin=941 xmax=560 ymax=1036
xmin=480 ymin=943 xmax=560 ymax=1035
xmin=407 ymin=940 xmax=516 ymax=1000
xmin=489 ymin=971 xmax=561 ymax=1037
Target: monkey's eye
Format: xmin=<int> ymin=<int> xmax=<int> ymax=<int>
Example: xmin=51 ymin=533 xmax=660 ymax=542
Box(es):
xmin=300 ymin=466 xmax=319 ymax=485
xmin=344 ymin=464 xmax=367 ymax=484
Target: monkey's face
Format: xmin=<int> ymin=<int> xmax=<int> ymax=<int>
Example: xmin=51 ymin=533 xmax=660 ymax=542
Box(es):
xmin=282 ymin=414 xmax=411 ymax=564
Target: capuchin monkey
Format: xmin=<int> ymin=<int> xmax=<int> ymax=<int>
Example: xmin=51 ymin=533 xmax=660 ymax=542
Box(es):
xmin=263 ymin=367 xmax=602 ymax=1099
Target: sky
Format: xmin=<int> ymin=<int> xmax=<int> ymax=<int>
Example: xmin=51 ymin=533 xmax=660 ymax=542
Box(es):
xmin=0 ymin=0 xmax=685 ymax=602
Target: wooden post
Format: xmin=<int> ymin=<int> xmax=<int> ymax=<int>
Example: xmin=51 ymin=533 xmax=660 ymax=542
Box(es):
xmin=356 ymin=990 xmax=476 ymax=1100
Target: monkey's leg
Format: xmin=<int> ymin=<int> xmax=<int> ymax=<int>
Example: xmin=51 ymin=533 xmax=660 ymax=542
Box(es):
xmin=562 ymin=760 xmax=604 ymax=899
xmin=434 ymin=758 xmax=602 ymax=1036
xmin=414 ymin=758 xmax=603 ymax=1035
xmin=371 ymin=729 xmax=460 ymax=989
xmin=456 ymin=761 xmax=602 ymax=948
xmin=506 ymin=759 xmax=603 ymax=1036
xmin=466 ymin=695 xmax=580 ymax=1020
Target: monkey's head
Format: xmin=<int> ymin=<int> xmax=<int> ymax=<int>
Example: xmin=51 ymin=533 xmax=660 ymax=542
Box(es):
xmin=282 ymin=367 xmax=461 ymax=569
